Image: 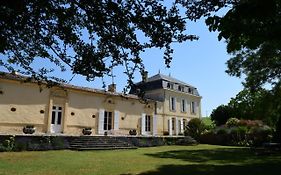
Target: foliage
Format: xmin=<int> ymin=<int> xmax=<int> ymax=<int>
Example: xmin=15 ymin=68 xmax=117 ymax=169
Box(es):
xmin=201 ymin=117 xmax=215 ymax=130
xmin=202 ymin=0 xmax=281 ymax=90
xmin=129 ymin=129 xmax=137 ymax=135
xmin=226 ymin=118 xmax=240 ymax=128
xmin=210 ymin=105 xmax=235 ymax=126
xmin=0 ymin=0 xmax=200 ymax=89
xmin=184 ymin=118 xmax=205 ymax=140
xmin=175 ymin=136 xmax=197 ymax=146
xmin=0 ymin=136 xmax=15 ymax=152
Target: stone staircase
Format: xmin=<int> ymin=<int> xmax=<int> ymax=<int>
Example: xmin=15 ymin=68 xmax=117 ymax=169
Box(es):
xmin=68 ymin=136 xmax=137 ymax=150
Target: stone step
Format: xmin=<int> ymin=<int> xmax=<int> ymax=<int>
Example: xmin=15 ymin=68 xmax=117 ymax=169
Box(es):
xmin=68 ymin=136 xmax=136 ymax=150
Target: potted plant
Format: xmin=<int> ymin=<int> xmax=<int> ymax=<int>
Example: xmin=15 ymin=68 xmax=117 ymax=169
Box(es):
xmin=82 ymin=127 xmax=92 ymax=135
xmin=23 ymin=125 xmax=35 ymax=134
xmin=129 ymin=129 xmax=137 ymax=135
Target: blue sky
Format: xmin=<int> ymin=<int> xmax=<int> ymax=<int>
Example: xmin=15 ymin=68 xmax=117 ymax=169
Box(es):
xmin=57 ymin=18 xmax=244 ymax=117
xmin=0 ymin=14 xmax=244 ymax=117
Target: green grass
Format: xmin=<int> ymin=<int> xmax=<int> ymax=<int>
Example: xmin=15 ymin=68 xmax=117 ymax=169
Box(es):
xmin=0 ymin=145 xmax=281 ymax=175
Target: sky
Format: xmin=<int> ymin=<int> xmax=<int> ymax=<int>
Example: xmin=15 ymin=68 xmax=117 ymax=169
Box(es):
xmin=54 ymin=18 xmax=244 ymax=117
xmin=0 ymin=11 xmax=244 ymax=117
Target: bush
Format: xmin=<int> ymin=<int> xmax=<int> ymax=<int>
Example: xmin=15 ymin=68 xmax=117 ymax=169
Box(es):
xmin=216 ymin=127 xmax=229 ymax=135
xmin=226 ymin=118 xmax=240 ymax=128
xmin=248 ymin=125 xmax=273 ymax=146
xmin=229 ymin=126 xmax=248 ymax=146
xmin=184 ymin=118 xmax=205 ymax=140
xmin=175 ymin=136 xmax=198 ymax=145
xmin=210 ymin=105 xmax=235 ymax=126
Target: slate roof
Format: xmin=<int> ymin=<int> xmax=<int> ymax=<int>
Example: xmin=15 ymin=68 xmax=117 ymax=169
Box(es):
xmin=140 ymin=73 xmax=195 ymax=88
xmin=131 ymin=73 xmax=200 ymax=96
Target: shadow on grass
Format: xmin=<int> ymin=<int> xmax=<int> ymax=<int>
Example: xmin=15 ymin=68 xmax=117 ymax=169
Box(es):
xmin=136 ymin=163 xmax=281 ymax=175
xmin=121 ymin=147 xmax=281 ymax=175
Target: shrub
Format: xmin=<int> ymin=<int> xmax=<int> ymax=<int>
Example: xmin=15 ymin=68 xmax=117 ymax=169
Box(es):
xmin=248 ymin=125 xmax=273 ymax=146
xmin=184 ymin=118 xmax=205 ymax=140
xmin=229 ymin=126 xmax=248 ymax=146
xmin=238 ymin=119 xmax=263 ymax=128
xmin=216 ymin=127 xmax=229 ymax=135
xmin=175 ymin=136 xmax=198 ymax=145
xmin=0 ymin=136 xmax=15 ymax=152
xmin=226 ymin=118 xmax=240 ymax=128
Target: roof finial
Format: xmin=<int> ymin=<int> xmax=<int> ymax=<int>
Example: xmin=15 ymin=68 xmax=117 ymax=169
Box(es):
xmin=158 ymin=69 xmax=160 ymax=74
xmin=169 ymin=72 xmax=171 ymax=77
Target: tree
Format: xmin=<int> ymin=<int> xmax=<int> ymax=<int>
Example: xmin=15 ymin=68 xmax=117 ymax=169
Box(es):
xmin=203 ymin=0 xmax=281 ymax=90
xmin=210 ymin=105 xmax=235 ymax=126
xmin=184 ymin=118 xmax=205 ymax=140
xmin=0 ymin=0 xmax=199 ymax=88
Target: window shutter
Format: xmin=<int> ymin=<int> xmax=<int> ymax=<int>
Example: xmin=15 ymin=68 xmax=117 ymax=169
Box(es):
xmin=141 ymin=113 xmax=146 ymax=135
xmin=175 ymin=117 xmax=179 ymax=135
xmin=169 ymin=97 xmax=172 ymax=111
xmin=180 ymin=118 xmax=184 ymax=133
xmin=153 ymin=115 xmax=157 ymax=136
xmin=98 ymin=109 xmax=105 ymax=134
xmin=114 ymin=110 xmax=119 ymax=131
xmin=168 ymin=117 xmax=172 ymax=136
xmin=195 ymin=102 xmax=198 ymax=115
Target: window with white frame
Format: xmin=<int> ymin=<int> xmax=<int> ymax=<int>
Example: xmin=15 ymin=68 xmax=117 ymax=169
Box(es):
xmin=170 ymin=97 xmax=176 ymax=111
xmin=181 ymin=99 xmax=187 ymax=112
xmin=145 ymin=115 xmax=151 ymax=132
xmin=191 ymin=101 xmax=196 ymax=114
xmin=104 ymin=111 xmax=113 ymax=130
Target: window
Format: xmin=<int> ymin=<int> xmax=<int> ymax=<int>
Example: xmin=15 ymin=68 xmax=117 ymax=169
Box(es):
xmin=191 ymin=102 xmax=196 ymax=114
xmin=188 ymin=88 xmax=193 ymax=94
xmin=172 ymin=118 xmax=175 ymax=130
xmin=145 ymin=115 xmax=151 ymax=132
xmin=51 ymin=106 xmax=63 ymax=125
xmin=183 ymin=119 xmax=187 ymax=130
xmin=178 ymin=85 xmax=184 ymax=92
xmin=181 ymin=99 xmax=187 ymax=112
xmin=170 ymin=97 xmax=176 ymax=111
xmin=167 ymin=82 xmax=174 ymax=89
xmin=104 ymin=111 xmax=113 ymax=130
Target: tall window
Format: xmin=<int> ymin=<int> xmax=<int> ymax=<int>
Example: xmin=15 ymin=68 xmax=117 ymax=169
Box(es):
xmin=104 ymin=111 xmax=113 ymax=130
xmin=145 ymin=115 xmax=151 ymax=132
xmin=51 ymin=106 xmax=62 ymax=125
xmin=170 ymin=97 xmax=176 ymax=111
xmin=181 ymin=99 xmax=186 ymax=112
xmin=191 ymin=102 xmax=196 ymax=114
xmin=183 ymin=119 xmax=187 ymax=130
xmin=172 ymin=118 xmax=175 ymax=130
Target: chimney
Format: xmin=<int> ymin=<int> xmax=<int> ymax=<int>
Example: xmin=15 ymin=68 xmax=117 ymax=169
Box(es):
xmin=108 ymin=83 xmax=116 ymax=92
xmin=142 ymin=71 xmax=148 ymax=82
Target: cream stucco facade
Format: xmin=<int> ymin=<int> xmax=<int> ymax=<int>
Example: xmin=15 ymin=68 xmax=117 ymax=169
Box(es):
xmin=0 ymin=72 xmax=201 ymax=136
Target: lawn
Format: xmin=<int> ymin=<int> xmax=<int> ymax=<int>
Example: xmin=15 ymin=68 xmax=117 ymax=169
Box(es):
xmin=0 ymin=144 xmax=281 ymax=175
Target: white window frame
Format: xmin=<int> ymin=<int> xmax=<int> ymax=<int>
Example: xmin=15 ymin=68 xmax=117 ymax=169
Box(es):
xmin=181 ymin=99 xmax=187 ymax=112
xmin=191 ymin=101 xmax=197 ymax=115
xmin=170 ymin=96 xmax=176 ymax=111
xmin=145 ymin=115 xmax=151 ymax=132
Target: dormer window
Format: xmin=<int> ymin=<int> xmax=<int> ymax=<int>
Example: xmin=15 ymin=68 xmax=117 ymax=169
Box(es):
xmin=167 ymin=82 xmax=174 ymax=89
xmin=188 ymin=88 xmax=193 ymax=94
xmin=178 ymin=85 xmax=184 ymax=92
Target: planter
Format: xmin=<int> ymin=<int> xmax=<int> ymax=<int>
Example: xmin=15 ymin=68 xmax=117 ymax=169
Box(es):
xmin=82 ymin=128 xmax=92 ymax=135
xmin=23 ymin=125 xmax=35 ymax=134
xmin=129 ymin=129 xmax=137 ymax=135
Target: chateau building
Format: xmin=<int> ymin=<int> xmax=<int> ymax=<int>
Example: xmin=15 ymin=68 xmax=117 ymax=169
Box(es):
xmin=0 ymin=72 xmax=201 ymax=136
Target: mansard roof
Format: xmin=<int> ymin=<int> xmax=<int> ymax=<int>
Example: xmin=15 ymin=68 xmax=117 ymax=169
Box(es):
xmin=142 ymin=73 xmax=195 ymax=88
xmin=131 ymin=73 xmax=200 ymax=97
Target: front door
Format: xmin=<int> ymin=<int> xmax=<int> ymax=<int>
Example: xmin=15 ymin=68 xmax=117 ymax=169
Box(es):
xmin=104 ymin=111 xmax=113 ymax=131
xmin=50 ymin=105 xmax=63 ymax=133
